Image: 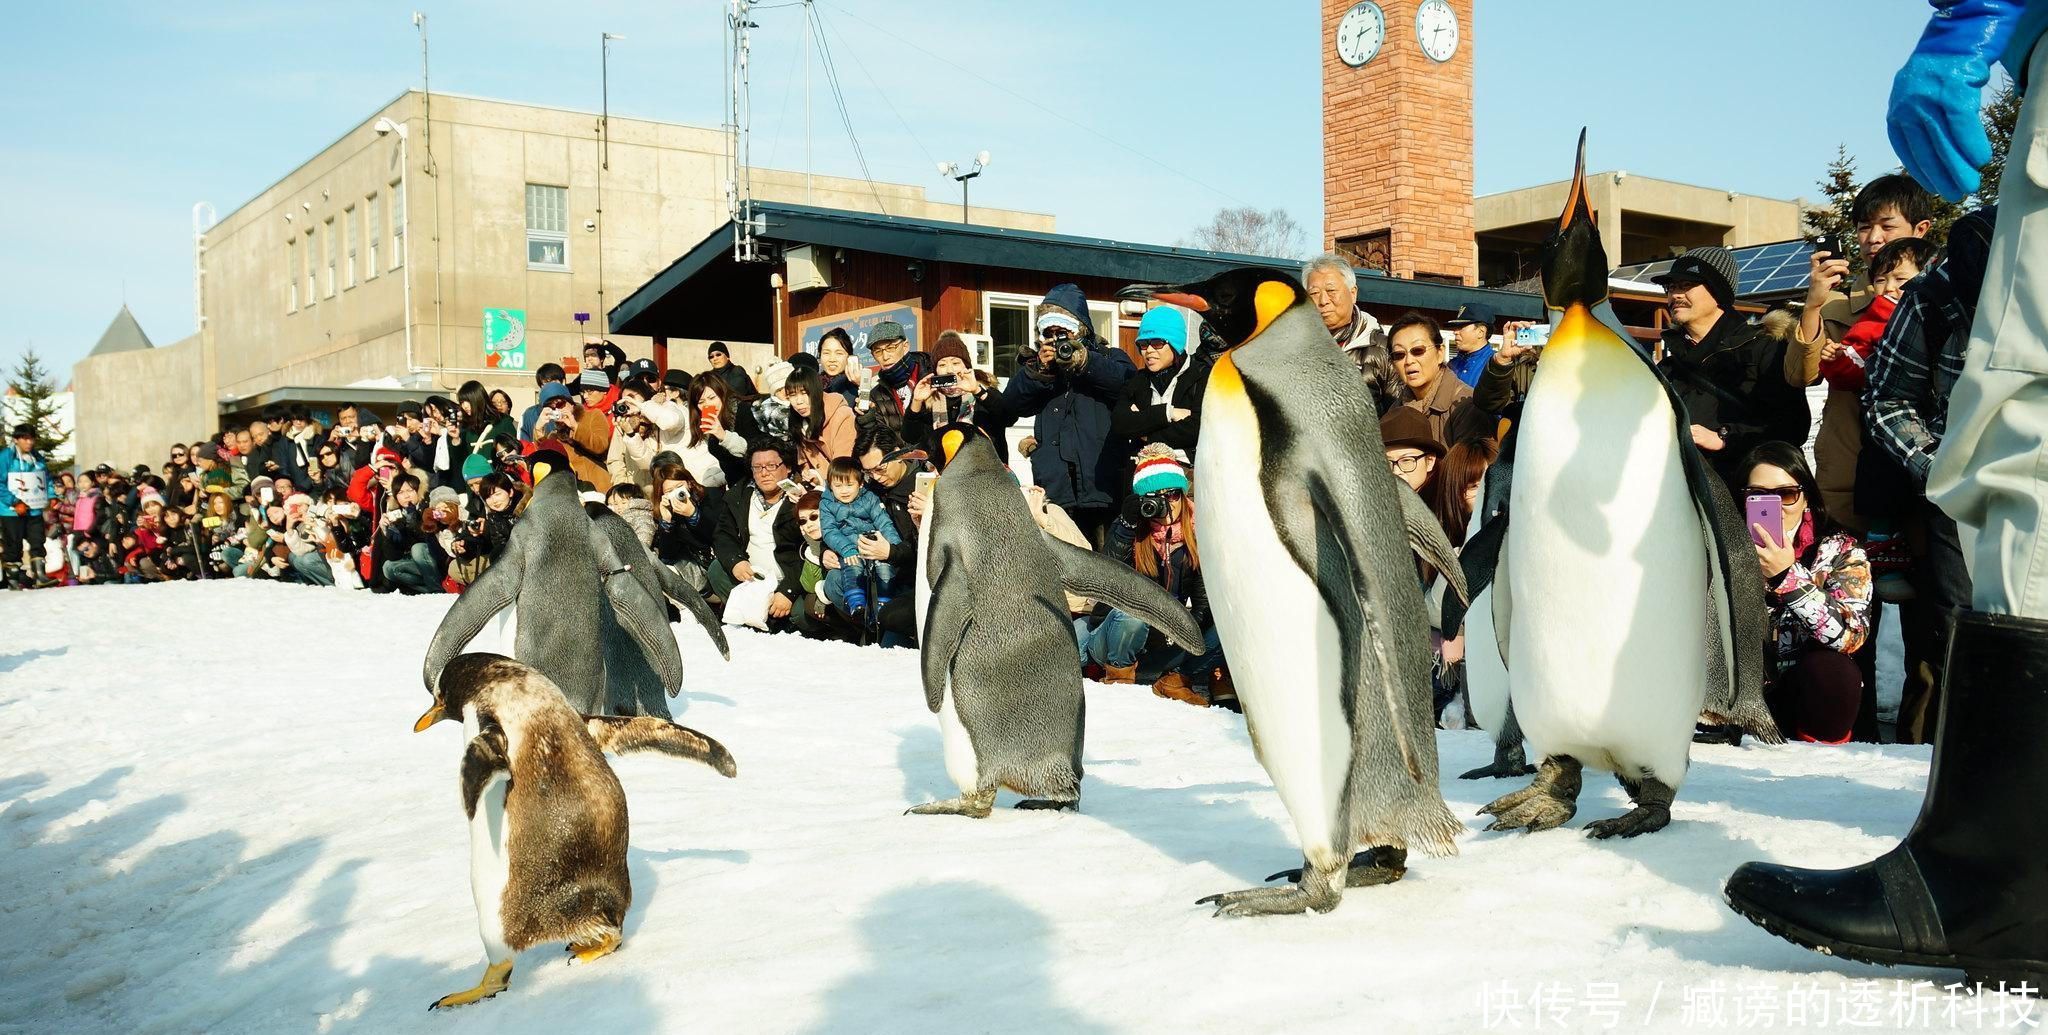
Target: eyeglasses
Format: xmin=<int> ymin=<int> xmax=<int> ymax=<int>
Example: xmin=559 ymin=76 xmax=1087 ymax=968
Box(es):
xmin=1387 ymin=453 xmax=1431 ymax=474
xmin=1744 ymin=485 xmax=1805 ymax=505
xmin=750 ymin=461 xmax=788 ymax=473
xmin=871 ymin=340 xmax=906 ymax=353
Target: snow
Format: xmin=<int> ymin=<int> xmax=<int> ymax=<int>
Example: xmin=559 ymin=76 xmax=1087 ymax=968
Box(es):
xmin=0 ymin=581 xmax=1998 ymax=1033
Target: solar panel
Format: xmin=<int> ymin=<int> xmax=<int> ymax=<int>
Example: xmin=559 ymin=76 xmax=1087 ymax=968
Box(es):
xmin=1604 ymin=240 xmax=1813 ymax=297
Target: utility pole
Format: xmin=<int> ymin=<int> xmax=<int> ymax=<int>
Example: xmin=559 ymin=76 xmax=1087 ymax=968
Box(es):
xmin=601 ymin=32 xmax=623 ymax=334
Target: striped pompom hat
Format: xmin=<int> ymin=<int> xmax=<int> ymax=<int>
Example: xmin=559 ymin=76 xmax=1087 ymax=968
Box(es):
xmin=1131 ymin=445 xmax=1190 ymax=496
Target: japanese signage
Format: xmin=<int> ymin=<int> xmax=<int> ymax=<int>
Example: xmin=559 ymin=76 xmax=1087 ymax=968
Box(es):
xmin=796 ymin=301 xmax=922 ymax=370
xmin=482 ymin=308 xmax=529 ymax=371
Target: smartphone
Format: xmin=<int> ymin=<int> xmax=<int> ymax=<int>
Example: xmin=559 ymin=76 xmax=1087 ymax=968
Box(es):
xmin=1814 ymin=234 xmax=1845 ymax=264
xmin=1746 ymin=494 xmax=1785 ymax=548
xmin=776 ymin=477 xmax=804 ymax=498
xmin=914 ymin=470 xmax=939 ymax=497
xmin=1513 ymin=324 xmax=1552 ymax=350
xmin=931 ymin=373 xmax=959 ymax=389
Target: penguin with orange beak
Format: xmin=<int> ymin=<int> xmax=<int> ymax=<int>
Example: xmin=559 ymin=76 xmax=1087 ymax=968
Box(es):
xmin=1117 ymin=268 xmax=1467 ymax=917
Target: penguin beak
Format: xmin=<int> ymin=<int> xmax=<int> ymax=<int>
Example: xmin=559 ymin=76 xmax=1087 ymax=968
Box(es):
xmin=1117 ymin=283 xmax=1209 ymax=313
xmin=413 ymin=703 xmax=446 ymax=732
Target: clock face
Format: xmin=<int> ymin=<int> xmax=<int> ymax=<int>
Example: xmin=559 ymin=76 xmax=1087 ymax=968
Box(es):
xmin=1335 ymin=2 xmax=1384 ymax=68
xmin=1416 ymin=0 xmax=1459 ymax=62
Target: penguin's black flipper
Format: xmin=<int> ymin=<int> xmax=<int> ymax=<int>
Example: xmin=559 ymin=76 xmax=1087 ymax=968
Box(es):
xmin=1441 ymin=509 xmax=1508 ymax=640
xmin=460 ymin=721 xmax=512 ymax=817
xmin=654 ymin=559 xmax=731 ymax=661
xmin=1047 ymin=536 xmax=1204 ymax=650
xmin=602 ymin=568 xmax=687 ymax=702
xmin=1398 ymin=481 xmax=1468 ymax=609
xmin=921 ymin=555 xmax=971 ymax=714
xmin=583 ymin=715 xmax=738 ymax=777
xmin=424 ymin=551 xmax=523 ymax=693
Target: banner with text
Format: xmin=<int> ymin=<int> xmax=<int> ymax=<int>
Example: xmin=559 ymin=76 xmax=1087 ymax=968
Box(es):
xmin=482 ymin=308 xmax=528 ymax=371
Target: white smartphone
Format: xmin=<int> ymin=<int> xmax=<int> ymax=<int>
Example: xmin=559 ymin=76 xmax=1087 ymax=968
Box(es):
xmin=914 ymin=470 xmax=938 ymax=497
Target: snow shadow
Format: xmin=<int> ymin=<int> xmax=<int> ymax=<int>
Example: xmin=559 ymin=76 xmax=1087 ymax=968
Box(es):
xmin=1082 ymin=775 xmax=1283 ymax=885
xmin=894 ymin=726 xmax=957 ymax=807
xmin=0 ymin=645 xmax=67 ymax=674
xmin=801 ymin=880 xmax=1110 ymax=1034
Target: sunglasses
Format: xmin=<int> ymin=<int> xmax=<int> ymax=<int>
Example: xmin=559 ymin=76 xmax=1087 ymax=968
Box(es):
xmin=1038 ymin=328 xmax=1075 ymax=342
xmin=1138 ymin=340 xmax=1174 ymax=352
xmin=1387 ymin=453 xmax=1431 ymax=474
xmin=1393 ymin=344 xmax=1435 ymax=361
xmin=1744 ymin=486 xmax=1805 ymax=505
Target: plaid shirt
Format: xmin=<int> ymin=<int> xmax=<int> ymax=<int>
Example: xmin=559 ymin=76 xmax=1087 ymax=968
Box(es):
xmin=1862 ymin=253 xmax=1979 ymax=483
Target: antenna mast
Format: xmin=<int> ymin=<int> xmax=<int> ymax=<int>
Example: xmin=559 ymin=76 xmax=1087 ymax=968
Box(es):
xmin=726 ymin=0 xmax=766 ymax=262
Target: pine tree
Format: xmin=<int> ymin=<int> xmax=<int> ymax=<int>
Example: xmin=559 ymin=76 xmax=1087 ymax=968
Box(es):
xmin=8 ymin=349 xmax=71 ymax=474
xmin=1802 ymin=145 xmax=1861 ymax=275
xmin=1979 ymin=78 xmax=2024 ymax=209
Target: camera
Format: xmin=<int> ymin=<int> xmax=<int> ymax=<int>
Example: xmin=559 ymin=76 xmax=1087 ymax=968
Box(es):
xmin=1134 ymin=492 xmax=1174 ymax=521
xmin=612 ymin=400 xmax=635 ymax=418
xmin=1054 ymin=339 xmax=1078 ymax=363
xmin=931 ymin=373 xmax=958 ymax=389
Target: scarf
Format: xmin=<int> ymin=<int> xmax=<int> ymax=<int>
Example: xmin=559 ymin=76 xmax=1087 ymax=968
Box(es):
xmin=1793 ymin=510 xmax=1817 ymax=557
xmin=1147 ymin=519 xmax=1184 ymax=562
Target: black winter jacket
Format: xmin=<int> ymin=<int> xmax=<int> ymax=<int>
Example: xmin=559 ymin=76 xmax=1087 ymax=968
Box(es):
xmin=1657 ymin=311 xmax=1811 ymax=480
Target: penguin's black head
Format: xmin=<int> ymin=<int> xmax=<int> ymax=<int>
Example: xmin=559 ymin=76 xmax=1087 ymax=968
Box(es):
xmin=934 ymin=422 xmax=993 ymax=471
xmin=1118 ymin=267 xmax=1303 ymax=349
xmin=415 ymin=652 xmax=510 ymax=732
xmin=1540 ymin=129 xmax=1610 ymax=312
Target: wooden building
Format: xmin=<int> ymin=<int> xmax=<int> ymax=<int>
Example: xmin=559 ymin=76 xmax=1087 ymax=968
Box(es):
xmin=607 ymin=202 xmax=1542 ymax=376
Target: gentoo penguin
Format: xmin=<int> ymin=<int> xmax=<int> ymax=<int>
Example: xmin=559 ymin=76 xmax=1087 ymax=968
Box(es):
xmin=413 ymin=652 xmax=736 ymax=1009
xmin=422 ymin=453 xmax=683 ymax=714
xmin=1116 ymin=271 xmax=1469 ymax=917
xmin=911 ymin=423 xmax=1204 ymax=818
xmin=586 ymin=505 xmax=730 ymax=718
xmin=1462 ymin=132 xmax=1778 ymax=840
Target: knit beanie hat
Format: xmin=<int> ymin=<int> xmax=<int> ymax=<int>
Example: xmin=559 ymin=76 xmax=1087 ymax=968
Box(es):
xmin=1131 ymin=445 xmax=1191 ymax=496
xmin=759 ymin=361 xmax=795 ymax=395
xmin=706 ymin=340 xmax=731 ymax=358
xmin=788 ymin=351 xmax=820 ymax=374
xmin=427 ymin=485 xmax=460 ymax=509
xmin=1654 ymin=246 xmax=1740 ymax=309
xmin=1136 ymin=306 xmax=1189 ymax=355
xmin=930 ymin=332 xmax=973 ymax=369
xmin=461 ymin=453 xmax=494 ymax=481
xmin=577 ymin=369 xmax=611 ymax=391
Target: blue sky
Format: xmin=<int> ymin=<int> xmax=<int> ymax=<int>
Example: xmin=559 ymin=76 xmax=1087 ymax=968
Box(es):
xmin=1 ymin=1 xmax=1941 ymax=379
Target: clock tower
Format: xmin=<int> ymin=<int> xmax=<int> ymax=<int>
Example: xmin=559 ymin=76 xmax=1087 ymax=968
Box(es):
xmin=1323 ymin=0 xmax=1476 ymax=284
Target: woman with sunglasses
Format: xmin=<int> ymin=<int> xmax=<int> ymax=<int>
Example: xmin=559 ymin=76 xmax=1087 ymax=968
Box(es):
xmin=1110 ymin=306 xmax=1209 ymax=459
xmin=1741 ymin=441 xmax=1872 ymax=744
xmin=1387 ymin=311 xmax=1489 ymax=452
xmin=1079 ymin=445 xmax=1230 ymax=709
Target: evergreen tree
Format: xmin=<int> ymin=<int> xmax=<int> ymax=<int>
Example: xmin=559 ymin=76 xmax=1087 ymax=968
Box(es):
xmin=7 ymin=349 xmax=71 ymax=474
xmin=1802 ymin=145 xmax=1861 ymax=275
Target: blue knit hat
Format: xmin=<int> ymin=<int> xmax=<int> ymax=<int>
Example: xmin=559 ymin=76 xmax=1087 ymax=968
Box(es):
xmin=1136 ymin=306 xmax=1188 ymax=355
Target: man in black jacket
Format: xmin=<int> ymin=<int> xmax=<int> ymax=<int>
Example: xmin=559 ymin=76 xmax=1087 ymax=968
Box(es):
xmin=1653 ymin=246 xmax=1810 ymax=483
xmin=710 ymin=439 xmax=808 ymax=632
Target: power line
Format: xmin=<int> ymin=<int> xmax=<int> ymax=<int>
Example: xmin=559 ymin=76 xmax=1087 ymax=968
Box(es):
xmin=817 ymin=1 xmax=1250 ymax=207
xmin=808 ymin=2 xmax=890 ymax=215
xmin=812 ymin=3 xmax=937 ymax=171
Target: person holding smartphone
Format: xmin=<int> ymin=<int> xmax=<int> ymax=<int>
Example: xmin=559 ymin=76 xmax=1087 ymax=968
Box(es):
xmin=1739 ymin=441 xmax=1872 ymax=745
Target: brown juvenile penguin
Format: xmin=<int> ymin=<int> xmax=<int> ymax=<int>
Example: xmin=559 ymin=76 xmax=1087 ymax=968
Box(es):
xmin=413 ymin=652 xmax=737 ymax=1010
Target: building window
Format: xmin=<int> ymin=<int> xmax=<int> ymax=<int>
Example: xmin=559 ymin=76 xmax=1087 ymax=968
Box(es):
xmin=286 ymin=238 xmax=298 ymax=313
xmin=303 ymin=228 xmax=317 ymax=305
xmin=343 ymin=206 xmax=358 ymax=290
xmin=525 ymin=183 xmax=569 ymax=271
xmin=389 ymin=180 xmax=405 ymax=269
xmin=323 ymin=217 xmax=336 ymax=298
xmin=984 ymin=292 xmax=1123 ymax=383
xmin=365 ymin=192 xmax=380 ymax=277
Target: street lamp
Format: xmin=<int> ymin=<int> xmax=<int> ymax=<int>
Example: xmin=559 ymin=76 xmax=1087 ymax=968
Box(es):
xmin=374 ymin=116 xmax=417 ymax=379
xmin=937 ymin=151 xmax=991 ymax=224
xmin=601 ymin=33 xmax=625 ymax=170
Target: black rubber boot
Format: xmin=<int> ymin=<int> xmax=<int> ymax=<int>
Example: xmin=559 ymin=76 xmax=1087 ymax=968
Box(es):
xmin=1724 ymin=611 xmax=2048 ymax=990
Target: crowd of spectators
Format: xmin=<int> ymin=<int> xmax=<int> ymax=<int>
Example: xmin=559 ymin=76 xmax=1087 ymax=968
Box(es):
xmin=0 ymin=174 xmax=1977 ymax=740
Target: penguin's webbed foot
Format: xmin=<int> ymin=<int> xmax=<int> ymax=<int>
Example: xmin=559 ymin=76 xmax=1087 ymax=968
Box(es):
xmin=1200 ymin=867 xmax=1342 ymax=917
xmin=1265 ymin=846 xmax=1407 ymax=888
xmin=904 ymin=788 xmax=996 ymax=818
xmin=1014 ymin=798 xmax=1078 ymax=812
xmin=1458 ymin=759 xmax=1539 ymax=780
xmin=1583 ymin=804 xmax=1670 ymax=839
xmin=1479 ymin=755 xmax=1583 ymax=833
xmin=428 ymin=960 xmax=514 ymax=1010
xmin=565 ymin=930 xmax=621 ymax=965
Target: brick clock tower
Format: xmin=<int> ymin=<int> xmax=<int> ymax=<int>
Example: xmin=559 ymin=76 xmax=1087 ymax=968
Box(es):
xmin=1323 ymin=0 xmax=1475 ymax=284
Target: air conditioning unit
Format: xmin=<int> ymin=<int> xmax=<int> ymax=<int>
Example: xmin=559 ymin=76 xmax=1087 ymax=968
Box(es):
xmin=784 ymin=244 xmax=832 ymax=293
xmin=957 ymin=332 xmax=996 ymax=373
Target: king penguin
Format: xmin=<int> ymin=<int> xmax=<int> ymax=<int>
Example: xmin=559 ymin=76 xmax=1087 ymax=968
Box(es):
xmin=422 ymin=451 xmax=687 ymax=715
xmin=413 ymin=652 xmax=736 ymax=1009
xmin=1117 ymin=270 xmax=1469 ymax=917
xmin=910 ymin=423 xmax=1204 ymax=818
xmin=1460 ymin=132 xmax=1779 ymax=839
xmin=586 ymin=504 xmax=730 ymax=719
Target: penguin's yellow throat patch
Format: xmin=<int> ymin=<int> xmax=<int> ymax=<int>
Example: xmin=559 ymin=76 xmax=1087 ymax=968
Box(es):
xmin=1543 ymin=304 xmax=1629 ymax=359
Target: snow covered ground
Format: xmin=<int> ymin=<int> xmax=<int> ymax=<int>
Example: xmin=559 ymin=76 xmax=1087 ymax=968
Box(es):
xmin=0 ymin=581 xmax=2013 ymax=1033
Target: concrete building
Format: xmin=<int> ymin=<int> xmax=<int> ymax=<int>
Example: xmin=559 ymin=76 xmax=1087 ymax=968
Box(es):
xmin=70 ymin=90 xmax=1051 ymax=466
xmin=1475 ymin=172 xmax=1808 ymax=287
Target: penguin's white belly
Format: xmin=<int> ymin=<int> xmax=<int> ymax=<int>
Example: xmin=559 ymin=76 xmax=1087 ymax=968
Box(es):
xmin=1196 ymin=402 xmax=1351 ymax=864
xmin=936 ymin=681 xmax=979 ymax=794
xmin=461 ymin=711 xmax=514 ymax=962
xmin=1466 ymin=583 xmax=1511 ymax=737
xmin=1509 ymin=344 xmax=1707 ymax=783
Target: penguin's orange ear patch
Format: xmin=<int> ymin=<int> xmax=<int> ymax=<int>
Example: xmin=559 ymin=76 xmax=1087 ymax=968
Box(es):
xmin=1249 ymin=279 xmax=1297 ymax=342
xmin=940 ymin=429 xmax=967 ymax=466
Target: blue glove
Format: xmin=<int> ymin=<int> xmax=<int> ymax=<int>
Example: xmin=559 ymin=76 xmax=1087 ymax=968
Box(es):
xmin=1887 ymin=0 xmax=2023 ymax=202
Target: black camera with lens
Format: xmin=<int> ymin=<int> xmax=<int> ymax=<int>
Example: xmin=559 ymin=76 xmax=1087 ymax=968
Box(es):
xmin=1133 ymin=492 xmax=1174 ymax=521
xmin=612 ymin=401 xmax=634 ymax=418
xmin=1054 ymin=339 xmax=1078 ymax=363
